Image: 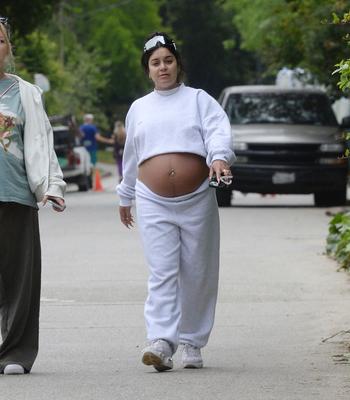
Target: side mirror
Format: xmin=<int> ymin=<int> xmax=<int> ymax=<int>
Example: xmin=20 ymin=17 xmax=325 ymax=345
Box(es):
xmin=341 ymin=116 xmax=350 ymax=129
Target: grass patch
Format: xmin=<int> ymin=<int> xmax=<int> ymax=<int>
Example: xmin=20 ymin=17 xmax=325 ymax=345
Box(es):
xmin=97 ymin=148 xmax=115 ymax=164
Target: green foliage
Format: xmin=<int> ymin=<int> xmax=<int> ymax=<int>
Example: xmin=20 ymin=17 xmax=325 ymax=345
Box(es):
xmin=332 ymin=10 xmax=350 ymax=93
xmin=228 ymin=0 xmax=350 ymax=91
xmin=327 ymin=211 xmax=350 ymax=270
xmin=333 ymin=60 xmax=350 ymax=90
xmin=161 ymin=0 xmax=257 ymax=97
xmin=325 ymin=10 xmax=350 ymax=270
xmin=4 ymin=0 xmax=259 ymax=121
xmin=13 ymin=32 xmax=109 ymax=130
xmin=69 ymin=0 xmax=164 ymax=109
xmin=9 ymin=0 xmax=350 ymax=121
xmin=15 ymin=32 xmax=60 ymax=77
xmin=8 ymin=0 xmax=164 ymax=127
xmin=47 ymin=42 xmax=109 ymax=127
xmin=2 ymin=0 xmax=56 ymax=35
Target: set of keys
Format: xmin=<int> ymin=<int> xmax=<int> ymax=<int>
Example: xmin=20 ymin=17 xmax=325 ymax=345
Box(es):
xmin=209 ymin=172 xmax=233 ymax=188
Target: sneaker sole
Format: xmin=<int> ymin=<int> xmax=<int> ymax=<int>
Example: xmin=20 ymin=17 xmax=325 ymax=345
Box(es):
xmin=3 ymin=365 xmax=25 ymax=375
xmin=142 ymin=352 xmax=172 ymax=372
xmin=183 ymin=363 xmax=203 ymax=369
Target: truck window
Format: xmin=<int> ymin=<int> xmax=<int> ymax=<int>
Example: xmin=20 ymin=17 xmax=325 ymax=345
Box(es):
xmin=225 ymin=92 xmax=338 ymax=126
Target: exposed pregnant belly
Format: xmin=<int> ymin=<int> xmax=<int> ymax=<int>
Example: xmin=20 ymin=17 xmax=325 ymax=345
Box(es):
xmin=138 ymin=153 xmax=209 ymax=197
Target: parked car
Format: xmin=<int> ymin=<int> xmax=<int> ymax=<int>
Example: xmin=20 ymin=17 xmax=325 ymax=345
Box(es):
xmin=50 ymin=116 xmax=92 ymax=191
xmin=217 ymin=85 xmax=349 ymax=207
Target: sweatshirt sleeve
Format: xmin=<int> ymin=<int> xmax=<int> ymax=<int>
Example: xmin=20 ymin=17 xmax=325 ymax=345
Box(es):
xmin=198 ymin=90 xmax=236 ymax=167
xmin=116 ymin=106 xmax=138 ymax=206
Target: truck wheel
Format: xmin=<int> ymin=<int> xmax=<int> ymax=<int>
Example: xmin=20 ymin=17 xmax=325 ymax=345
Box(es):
xmin=216 ymin=189 xmax=232 ymax=207
xmin=314 ymin=188 xmax=347 ymax=207
xmin=78 ymin=175 xmax=89 ymax=192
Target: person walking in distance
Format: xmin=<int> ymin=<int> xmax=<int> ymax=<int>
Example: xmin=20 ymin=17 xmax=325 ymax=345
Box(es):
xmin=0 ymin=17 xmax=66 ymax=375
xmin=79 ymin=113 xmax=111 ymax=166
xmin=112 ymin=120 xmax=126 ymax=182
xmin=117 ymin=32 xmax=235 ymax=371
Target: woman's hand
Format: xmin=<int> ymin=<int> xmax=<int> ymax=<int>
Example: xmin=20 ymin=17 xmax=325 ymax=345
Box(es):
xmin=119 ymin=206 xmax=134 ymax=228
xmin=209 ymin=159 xmax=232 ymax=182
xmin=43 ymin=195 xmax=66 ymax=212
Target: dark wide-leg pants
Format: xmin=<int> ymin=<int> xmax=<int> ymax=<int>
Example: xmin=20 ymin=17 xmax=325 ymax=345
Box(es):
xmin=0 ymin=202 xmax=41 ymax=373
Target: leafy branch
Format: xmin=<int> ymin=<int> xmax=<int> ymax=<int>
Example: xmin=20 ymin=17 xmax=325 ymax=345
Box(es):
xmin=332 ymin=11 xmax=350 ymax=91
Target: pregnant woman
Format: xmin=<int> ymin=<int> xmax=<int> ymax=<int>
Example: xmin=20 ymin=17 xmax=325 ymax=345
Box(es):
xmin=117 ymin=32 xmax=235 ymax=371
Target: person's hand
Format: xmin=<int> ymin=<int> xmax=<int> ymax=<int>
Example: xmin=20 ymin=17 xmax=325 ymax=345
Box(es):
xmin=42 ymin=195 xmax=66 ymax=212
xmin=119 ymin=206 xmax=134 ymax=228
xmin=209 ymin=160 xmax=232 ymax=182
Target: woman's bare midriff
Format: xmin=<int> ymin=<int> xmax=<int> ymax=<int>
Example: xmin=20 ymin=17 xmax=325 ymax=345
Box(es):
xmin=138 ymin=153 xmax=209 ymax=197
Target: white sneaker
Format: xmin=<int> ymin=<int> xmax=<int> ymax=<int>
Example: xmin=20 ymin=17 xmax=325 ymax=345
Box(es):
xmin=182 ymin=343 xmax=203 ymax=369
xmin=142 ymin=339 xmax=173 ymax=372
xmin=3 ymin=364 xmax=25 ymax=375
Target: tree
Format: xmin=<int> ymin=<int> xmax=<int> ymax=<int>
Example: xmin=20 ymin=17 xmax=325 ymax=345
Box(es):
xmin=2 ymin=0 xmax=56 ymax=35
xmin=160 ymin=0 xmax=257 ymax=97
xmin=11 ymin=24 xmax=108 ymax=130
xmin=228 ymin=0 xmax=350 ymax=93
xmin=10 ymin=0 xmax=164 ymax=125
xmin=65 ymin=0 xmax=164 ymax=111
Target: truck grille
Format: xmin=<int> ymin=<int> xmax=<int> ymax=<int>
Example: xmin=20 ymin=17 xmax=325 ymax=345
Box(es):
xmin=243 ymin=143 xmax=325 ymax=165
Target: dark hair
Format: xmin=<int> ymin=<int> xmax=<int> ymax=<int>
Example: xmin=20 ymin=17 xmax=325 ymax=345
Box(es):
xmin=141 ymin=32 xmax=184 ymax=83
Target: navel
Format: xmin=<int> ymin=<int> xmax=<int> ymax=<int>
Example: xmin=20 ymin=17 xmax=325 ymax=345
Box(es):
xmin=168 ymin=168 xmax=176 ymax=177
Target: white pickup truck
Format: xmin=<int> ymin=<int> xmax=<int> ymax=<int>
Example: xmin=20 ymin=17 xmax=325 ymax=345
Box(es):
xmin=217 ymin=85 xmax=349 ymax=207
xmin=52 ymin=123 xmax=92 ymax=192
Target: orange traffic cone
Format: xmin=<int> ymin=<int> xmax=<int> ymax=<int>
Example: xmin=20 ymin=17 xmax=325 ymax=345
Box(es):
xmin=93 ymin=168 xmax=104 ymax=192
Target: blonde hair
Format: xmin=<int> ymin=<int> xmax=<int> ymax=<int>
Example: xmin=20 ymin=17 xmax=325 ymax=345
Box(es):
xmin=113 ymin=120 xmax=126 ymax=145
xmin=0 ymin=22 xmax=14 ymax=72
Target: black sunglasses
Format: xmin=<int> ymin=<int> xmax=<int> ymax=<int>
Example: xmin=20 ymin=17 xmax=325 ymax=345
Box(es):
xmin=0 ymin=17 xmax=8 ymax=25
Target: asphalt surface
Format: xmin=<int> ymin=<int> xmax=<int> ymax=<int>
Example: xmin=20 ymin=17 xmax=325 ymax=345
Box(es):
xmin=1 ymin=163 xmax=350 ymax=399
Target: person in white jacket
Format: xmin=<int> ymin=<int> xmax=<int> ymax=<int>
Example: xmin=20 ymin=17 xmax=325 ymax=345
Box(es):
xmin=117 ymin=32 xmax=235 ymax=371
xmin=0 ymin=17 xmax=66 ymax=375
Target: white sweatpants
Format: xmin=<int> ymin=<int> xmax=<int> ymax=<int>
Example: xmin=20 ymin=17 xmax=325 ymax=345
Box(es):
xmin=135 ymin=179 xmax=220 ymax=350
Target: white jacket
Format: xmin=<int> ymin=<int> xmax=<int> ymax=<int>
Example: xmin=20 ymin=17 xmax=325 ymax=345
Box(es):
xmin=8 ymin=74 xmax=66 ymax=202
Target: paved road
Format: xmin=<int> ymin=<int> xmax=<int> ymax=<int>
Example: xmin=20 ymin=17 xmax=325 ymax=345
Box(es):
xmin=1 ymin=164 xmax=350 ymax=399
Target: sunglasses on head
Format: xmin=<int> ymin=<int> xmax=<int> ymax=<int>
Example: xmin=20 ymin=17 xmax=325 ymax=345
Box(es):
xmin=143 ymin=35 xmax=176 ymax=53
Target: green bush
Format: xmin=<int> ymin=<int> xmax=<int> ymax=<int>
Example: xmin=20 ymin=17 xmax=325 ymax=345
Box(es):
xmin=327 ymin=212 xmax=350 ymax=270
xmin=325 ymin=11 xmax=350 ymax=271
xmin=332 ymin=11 xmax=350 ymax=92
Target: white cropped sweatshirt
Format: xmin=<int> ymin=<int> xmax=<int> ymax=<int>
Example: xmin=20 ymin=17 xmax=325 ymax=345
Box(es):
xmin=117 ymin=83 xmax=235 ymax=206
